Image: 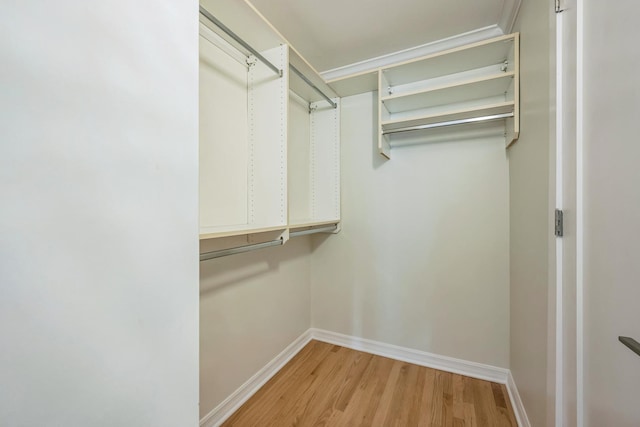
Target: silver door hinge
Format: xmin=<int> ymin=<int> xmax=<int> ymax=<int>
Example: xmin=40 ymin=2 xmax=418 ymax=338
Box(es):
xmin=555 ymin=209 xmax=564 ymax=237
xmin=555 ymin=0 xmax=565 ymax=13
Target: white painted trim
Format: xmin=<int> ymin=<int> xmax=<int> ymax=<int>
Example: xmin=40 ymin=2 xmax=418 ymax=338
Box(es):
xmin=506 ymin=371 xmax=532 ymax=427
xmin=498 ymin=0 xmax=523 ymax=34
xmin=199 ymin=330 xmax=313 ymax=427
xmin=554 ymin=11 xmax=565 ymax=427
xmin=576 ymin=1 xmax=585 ymax=425
xmin=309 ymin=328 xmax=509 ymax=384
xmin=320 ymin=25 xmax=504 ymax=82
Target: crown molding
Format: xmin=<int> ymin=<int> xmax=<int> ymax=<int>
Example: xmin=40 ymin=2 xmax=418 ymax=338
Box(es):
xmin=320 ymin=25 xmax=503 ymax=82
xmin=321 ymin=0 xmax=524 ymax=84
xmin=498 ymin=0 xmax=523 ymax=34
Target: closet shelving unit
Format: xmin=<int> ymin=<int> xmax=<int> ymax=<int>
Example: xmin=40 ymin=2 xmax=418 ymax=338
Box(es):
xmin=198 ymin=0 xmax=341 ymax=259
xmin=288 ymin=50 xmax=341 ymax=237
xmin=199 ymin=5 xmax=288 ymax=241
xmin=378 ymin=33 xmax=520 ymax=158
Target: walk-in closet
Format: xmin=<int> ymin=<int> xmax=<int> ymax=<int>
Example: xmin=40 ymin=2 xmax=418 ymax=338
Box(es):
xmin=4 ymin=1 xmax=640 ymax=426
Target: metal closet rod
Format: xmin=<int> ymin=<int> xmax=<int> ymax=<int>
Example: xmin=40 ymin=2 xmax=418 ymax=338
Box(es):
xmin=200 ymin=238 xmax=283 ymax=262
xmin=382 ymin=112 xmax=514 ymax=135
xmin=289 ymin=65 xmax=337 ymax=109
xmin=199 ymin=6 xmax=283 ymax=78
xmin=290 ymin=224 xmax=338 ymax=238
xmin=199 ymin=224 xmax=337 ymax=261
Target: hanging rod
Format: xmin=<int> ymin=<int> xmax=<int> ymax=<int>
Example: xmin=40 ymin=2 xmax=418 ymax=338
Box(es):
xmin=200 ymin=237 xmax=284 ymax=262
xmin=199 ymin=6 xmax=283 ymax=78
xmin=289 ymin=65 xmax=337 ymax=109
xmin=290 ymin=224 xmax=338 ymax=238
xmin=619 ymin=336 xmax=640 ymax=358
xmin=382 ymin=112 xmax=514 ymax=135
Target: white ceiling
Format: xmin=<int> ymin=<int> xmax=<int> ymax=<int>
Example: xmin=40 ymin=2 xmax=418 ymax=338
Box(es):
xmin=247 ymin=0 xmax=516 ymax=74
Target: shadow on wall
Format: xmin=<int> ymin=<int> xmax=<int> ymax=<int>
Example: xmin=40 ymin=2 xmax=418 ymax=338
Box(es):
xmin=199 ymin=236 xmax=312 ymax=296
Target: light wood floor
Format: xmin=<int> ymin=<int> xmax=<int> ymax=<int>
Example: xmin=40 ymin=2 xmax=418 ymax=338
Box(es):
xmin=223 ymin=340 xmax=517 ymax=426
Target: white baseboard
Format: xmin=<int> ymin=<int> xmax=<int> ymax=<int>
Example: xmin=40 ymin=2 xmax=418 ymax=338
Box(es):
xmin=309 ymin=328 xmax=509 ymax=384
xmin=199 ymin=330 xmax=313 ymax=427
xmin=200 ymin=328 xmax=530 ymax=427
xmin=506 ymin=371 xmax=531 ymax=427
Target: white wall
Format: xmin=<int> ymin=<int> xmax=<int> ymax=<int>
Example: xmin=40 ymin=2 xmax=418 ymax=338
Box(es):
xmin=583 ymin=1 xmax=640 ymax=425
xmin=0 ymin=2 xmax=199 ymax=426
xmin=310 ymin=92 xmax=510 ymax=368
xmin=508 ymin=1 xmax=553 ymax=426
xmin=199 ymin=238 xmax=311 ymax=419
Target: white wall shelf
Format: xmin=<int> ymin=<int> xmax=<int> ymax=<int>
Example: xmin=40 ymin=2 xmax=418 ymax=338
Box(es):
xmin=380 ymin=34 xmax=517 ymax=86
xmin=381 ymin=101 xmax=516 ymax=132
xmin=377 ymin=33 xmax=520 ymax=158
xmin=381 ymin=72 xmax=515 ymax=114
xmin=199 ymin=225 xmax=288 ymax=241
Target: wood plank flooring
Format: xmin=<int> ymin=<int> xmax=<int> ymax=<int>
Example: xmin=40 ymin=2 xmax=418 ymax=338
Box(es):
xmin=222 ymin=340 xmax=517 ymax=426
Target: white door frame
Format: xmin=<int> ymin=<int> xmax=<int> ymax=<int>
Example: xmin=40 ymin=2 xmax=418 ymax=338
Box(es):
xmin=575 ymin=2 xmax=584 ymax=426
xmin=554 ymin=0 xmax=584 ymax=425
xmin=554 ymin=8 xmax=565 ymax=424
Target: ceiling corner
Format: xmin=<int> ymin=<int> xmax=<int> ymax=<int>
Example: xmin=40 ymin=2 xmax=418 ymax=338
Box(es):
xmin=498 ymin=0 xmax=523 ymax=34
